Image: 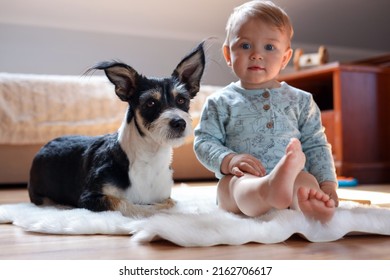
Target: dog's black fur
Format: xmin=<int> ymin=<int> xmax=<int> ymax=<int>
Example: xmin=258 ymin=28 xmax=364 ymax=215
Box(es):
xmin=28 ymin=42 xmax=205 ymax=217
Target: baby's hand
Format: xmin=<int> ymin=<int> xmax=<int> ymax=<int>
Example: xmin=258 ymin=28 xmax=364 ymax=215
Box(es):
xmin=227 ymin=154 xmax=266 ymax=177
xmin=320 ymin=182 xmax=339 ymax=207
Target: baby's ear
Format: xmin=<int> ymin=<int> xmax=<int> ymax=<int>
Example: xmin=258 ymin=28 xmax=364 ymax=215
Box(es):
xmin=172 ymin=42 xmax=206 ymax=98
xmin=223 ymin=45 xmax=232 ymax=66
xmin=282 ymin=48 xmax=293 ymax=69
xmin=89 ymin=61 xmax=139 ymax=102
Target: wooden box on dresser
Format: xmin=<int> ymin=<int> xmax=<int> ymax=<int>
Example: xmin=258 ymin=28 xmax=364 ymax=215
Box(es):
xmin=278 ymin=62 xmax=390 ymax=184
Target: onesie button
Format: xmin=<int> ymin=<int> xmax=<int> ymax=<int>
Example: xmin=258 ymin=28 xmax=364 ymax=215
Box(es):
xmin=263 ymin=91 xmax=270 ymax=98
xmin=266 ymin=121 xmax=274 ymax=129
xmin=263 ymin=104 xmax=270 ymax=111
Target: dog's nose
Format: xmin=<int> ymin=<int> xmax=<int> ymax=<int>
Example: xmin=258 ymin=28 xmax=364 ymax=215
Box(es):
xmin=170 ymin=118 xmax=186 ymax=132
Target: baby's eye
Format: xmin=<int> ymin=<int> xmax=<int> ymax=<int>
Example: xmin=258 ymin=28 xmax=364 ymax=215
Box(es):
xmin=241 ymin=43 xmax=251 ymax=50
xmin=264 ymin=44 xmax=275 ymax=51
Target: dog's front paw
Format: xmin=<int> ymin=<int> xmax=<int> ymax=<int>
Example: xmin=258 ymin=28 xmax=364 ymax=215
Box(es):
xmin=155 ymin=197 xmax=176 ymax=210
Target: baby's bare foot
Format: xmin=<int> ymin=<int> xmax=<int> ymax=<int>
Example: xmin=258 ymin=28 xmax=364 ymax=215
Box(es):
xmin=286 ymin=138 xmax=303 ymax=154
xmin=267 ymin=138 xmax=306 ymax=208
xmin=297 ymin=187 xmax=335 ymax=223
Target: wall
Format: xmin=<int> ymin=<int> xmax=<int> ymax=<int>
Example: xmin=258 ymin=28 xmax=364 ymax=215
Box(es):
xmin=1 ymin=0 xmax=387 ymax=87
xmin=0 ymin=23 xmax=236 ymax=86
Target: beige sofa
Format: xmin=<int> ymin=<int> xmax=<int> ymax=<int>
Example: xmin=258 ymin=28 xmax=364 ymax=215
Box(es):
xmin=0 ymin=72 xmax=220 ymax=184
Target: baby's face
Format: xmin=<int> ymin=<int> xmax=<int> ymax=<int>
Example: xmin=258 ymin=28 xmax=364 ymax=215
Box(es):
xmin=224 ymin=18 xmax=292 ymax=89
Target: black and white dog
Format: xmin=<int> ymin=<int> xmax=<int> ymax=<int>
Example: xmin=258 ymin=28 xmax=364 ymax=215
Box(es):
xmin=28 ymin=42 xmax=205 ymax=217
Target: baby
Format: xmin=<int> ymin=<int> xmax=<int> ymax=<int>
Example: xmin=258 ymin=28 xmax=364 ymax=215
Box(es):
xmin=194 ymin=1 xmax=338 ymax=223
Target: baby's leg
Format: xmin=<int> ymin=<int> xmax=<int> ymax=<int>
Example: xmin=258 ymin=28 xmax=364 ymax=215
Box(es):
xmin=217 ymin=138 xmax=305 ymax=217
xmin=291 ymin=172 xmax=335 ymax=223
xmin=218 ymin=173 xmax=277 ymax=216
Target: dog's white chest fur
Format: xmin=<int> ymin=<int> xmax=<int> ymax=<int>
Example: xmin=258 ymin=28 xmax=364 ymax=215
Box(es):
xmin=118 ymin=120 xmax=174 ymax=204
xmin=126 ymin=148 xmax=173 ymax=204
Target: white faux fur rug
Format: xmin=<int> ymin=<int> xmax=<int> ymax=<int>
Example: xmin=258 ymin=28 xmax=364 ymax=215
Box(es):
xmin=1 ymin=186 xmax=390 ymax=247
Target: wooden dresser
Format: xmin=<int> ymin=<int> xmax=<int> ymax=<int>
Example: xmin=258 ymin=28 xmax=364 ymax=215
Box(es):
xmin=278 ymin=62 xmax=390 ymax=183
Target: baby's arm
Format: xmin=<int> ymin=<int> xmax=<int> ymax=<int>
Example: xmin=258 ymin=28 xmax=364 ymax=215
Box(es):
xmin=298 ymin=94 xmax=338 ymax=206
xmin=194 ymin=91 xmax=265 ymax=178
xmin=221 ymin=153 xmax=266 ymax=177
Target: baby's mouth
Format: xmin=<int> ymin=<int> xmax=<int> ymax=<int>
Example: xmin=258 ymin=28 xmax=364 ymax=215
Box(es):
xmin=248 ymin=66 xmax=265 ymax=71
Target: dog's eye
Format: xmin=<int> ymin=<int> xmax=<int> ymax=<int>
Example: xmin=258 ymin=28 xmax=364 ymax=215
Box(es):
xmin=177 ymin=97 xmax=186 ymax=105
xmin=146 ymin=99 xmax=156 ymax=108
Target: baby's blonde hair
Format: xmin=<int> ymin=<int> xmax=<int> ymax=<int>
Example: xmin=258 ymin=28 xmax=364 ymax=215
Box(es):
xmin=224 ymin=1 xmax=294 ymax=46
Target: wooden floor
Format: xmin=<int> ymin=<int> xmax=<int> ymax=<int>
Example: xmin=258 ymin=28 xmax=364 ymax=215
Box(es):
xmin=1 ymin=182 xmax=390 ymax=260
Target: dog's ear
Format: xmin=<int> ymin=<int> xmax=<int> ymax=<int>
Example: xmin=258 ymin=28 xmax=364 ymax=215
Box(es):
xmin=91 ymin=61 xmax=138 ymax=102
xmin=172 ymin=42 xmax=205 ymax=98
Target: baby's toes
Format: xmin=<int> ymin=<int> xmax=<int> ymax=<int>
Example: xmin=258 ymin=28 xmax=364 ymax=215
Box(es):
xmin=325 ymin=198 xmax=336 ymax=208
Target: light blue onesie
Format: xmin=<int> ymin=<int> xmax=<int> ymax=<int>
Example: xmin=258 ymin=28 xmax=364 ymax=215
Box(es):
xmin=193 ymin=81 xmax=337 ymax=184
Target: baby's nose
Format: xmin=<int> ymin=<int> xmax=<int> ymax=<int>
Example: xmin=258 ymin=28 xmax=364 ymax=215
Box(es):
xmin=250 ymin=51 xmax=263 ymax=60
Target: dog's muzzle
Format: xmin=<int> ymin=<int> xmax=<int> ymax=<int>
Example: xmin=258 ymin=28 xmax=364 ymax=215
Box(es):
xmin=168 ymin=117 xmax=188 ymax=139
xmin=170 ymin=117 xmax=186 ymax=133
